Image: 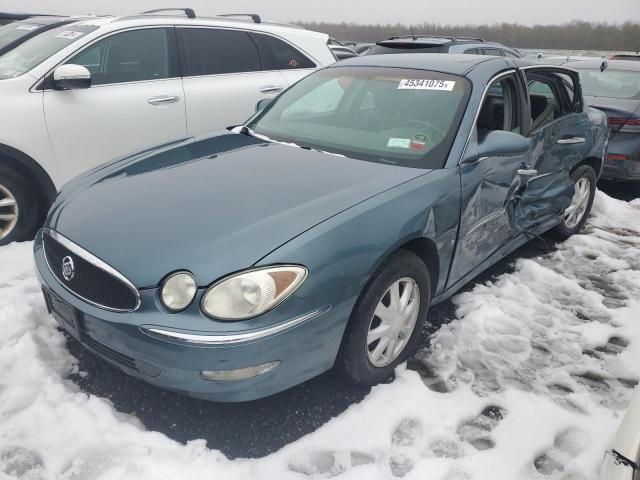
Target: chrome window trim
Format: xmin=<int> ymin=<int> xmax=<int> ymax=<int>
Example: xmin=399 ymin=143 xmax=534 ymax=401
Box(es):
xmin=42 ymin=228 xmax=141 ymax=312
xmin=142 ymin=305 xmax=330 ymax=345
xmin=458 ymin=69 xmax=517 ymax=166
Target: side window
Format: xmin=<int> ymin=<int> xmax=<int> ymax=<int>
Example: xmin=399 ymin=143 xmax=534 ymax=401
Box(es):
xmin=527 ymin=75 xmax=564 ymax=131
xmin=557 ymin=72 xmax=582 ymax=113
xmin=67 ymin=28 xmax=176 ymax=86
xmin=464 ymin=48 xmax=479 ymax=54
xmin=476 ymin=75 xmax=521 ymax=141
xmin=250 ymin=32 xmax=316 ymax=70
xmin=482 ymin=48 xmax=504 ymax=56
xmin=178 ymin=28 xmax=259 ymax=76
xmin=503 ymin=50 xmax=519 ymax=58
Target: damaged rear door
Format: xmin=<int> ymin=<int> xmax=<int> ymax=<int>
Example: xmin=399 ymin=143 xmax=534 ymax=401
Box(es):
xmin=516 ymin=67 xmax=592 ymax=233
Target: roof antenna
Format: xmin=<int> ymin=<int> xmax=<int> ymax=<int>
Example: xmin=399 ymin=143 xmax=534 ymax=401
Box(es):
xmin=600 ymin=60 xmax=608 ymax=72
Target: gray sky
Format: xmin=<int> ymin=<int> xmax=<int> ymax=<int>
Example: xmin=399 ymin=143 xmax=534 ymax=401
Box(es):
xmin=3 ymin=0 xmax=639 ymax=25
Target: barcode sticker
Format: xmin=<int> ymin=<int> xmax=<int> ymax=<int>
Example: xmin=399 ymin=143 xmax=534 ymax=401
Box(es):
xmin=398 ymin=79 xmax=455 ymax=91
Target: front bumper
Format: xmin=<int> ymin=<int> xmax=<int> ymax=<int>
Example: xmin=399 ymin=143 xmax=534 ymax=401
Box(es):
xmin=34 ymin=237 xmax=351 ymax=402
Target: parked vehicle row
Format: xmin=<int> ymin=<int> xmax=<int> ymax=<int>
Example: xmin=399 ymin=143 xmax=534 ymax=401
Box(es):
xmin=0 ymin=10 xmax=335 ymax=245
xmin=563 ymin=59 xmax=640 ymax=181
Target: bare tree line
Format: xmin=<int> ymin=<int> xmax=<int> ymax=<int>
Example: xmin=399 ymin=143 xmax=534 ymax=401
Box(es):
xmin=297 ymin=20 xmax=640 ymax=52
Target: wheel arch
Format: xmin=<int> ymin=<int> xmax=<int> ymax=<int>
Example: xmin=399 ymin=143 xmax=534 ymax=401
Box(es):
xmin=0 ymin=143 xmax=57 ymax=207
xmin=571 ymin=155 xmax=602 ymax=178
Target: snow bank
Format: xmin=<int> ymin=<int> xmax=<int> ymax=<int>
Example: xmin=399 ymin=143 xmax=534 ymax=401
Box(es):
xmin=1 ymin=191 xmax=638 ymax=480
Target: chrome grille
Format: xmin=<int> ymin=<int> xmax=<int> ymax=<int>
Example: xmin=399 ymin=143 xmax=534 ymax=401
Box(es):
xmin=43 ymin=229 xmax=140 ymax=312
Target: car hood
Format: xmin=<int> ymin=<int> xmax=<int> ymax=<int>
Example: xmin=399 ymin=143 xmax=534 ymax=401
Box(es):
xmin=48 ymin=133 xmax=427 ymax=288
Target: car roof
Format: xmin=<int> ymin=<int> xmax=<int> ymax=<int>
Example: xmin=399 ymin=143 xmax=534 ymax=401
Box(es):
xmin=330 ymin=53 xmax=529 ymax=76
xmin=563 ymin=59 xmax=640 ymax=71
xmin=64 ymin=13 xmax=327 ymax=40
xmin=17 ymin=15 xmax=72 ymax=25
xmin=379 ymin=35 xmax=485 ymax=45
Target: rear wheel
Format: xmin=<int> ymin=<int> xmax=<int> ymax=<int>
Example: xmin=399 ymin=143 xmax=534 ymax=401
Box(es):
xmin=339 ymin=250 xmax=431 ymax=387
xmin=0 ymin=166 xmax=40 ymax=246
xmin=549 ymin=165 xmax=596 ymax=241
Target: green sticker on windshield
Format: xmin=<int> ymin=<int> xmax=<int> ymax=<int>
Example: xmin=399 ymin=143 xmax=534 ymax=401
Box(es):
xmin=387 ymin=138 xmax=411 ymax=149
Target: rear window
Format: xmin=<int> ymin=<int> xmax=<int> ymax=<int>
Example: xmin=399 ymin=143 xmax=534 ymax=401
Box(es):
xmin=576 ymin=68 xmax=640 ymax=100
xmin=0 ymin=24 xmax=97 ymax=79
xmin=367 ymin=43 xmax=445 ymax=55
xmin=250 ymin=32 xmax=316 ymax=70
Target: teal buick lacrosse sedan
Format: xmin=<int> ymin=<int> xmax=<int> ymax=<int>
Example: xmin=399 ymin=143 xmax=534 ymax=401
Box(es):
xmin=35 ymin=54 xmax=607 ymax=401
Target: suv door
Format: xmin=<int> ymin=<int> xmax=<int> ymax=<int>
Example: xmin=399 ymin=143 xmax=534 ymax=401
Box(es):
xmin=448 ymin=72 xmax=529 ymax=286
xmin=43 ymin=27 xmax=187 ymax=182
xmin=516 ymin=67 xmax=591 ymax=233
xmin=177 ymin=27 xmax=289 ymax=136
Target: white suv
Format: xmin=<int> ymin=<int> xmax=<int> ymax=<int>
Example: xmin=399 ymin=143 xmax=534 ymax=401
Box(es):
xmin=0 ymin=9 xmax=335 ymax=245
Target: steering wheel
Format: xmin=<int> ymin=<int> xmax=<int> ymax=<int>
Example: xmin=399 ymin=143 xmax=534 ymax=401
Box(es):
xmin=401 ymin=121 xmax=447 ymax=142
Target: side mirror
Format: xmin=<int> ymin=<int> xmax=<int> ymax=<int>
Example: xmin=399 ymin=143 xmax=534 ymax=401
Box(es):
xmin=476 ymin=130 xmax=529 ymax=159
xmin=256 ymin=98 xmax=273 ymax=112
xmin=53 ymin=64 xmax=91 ymax=90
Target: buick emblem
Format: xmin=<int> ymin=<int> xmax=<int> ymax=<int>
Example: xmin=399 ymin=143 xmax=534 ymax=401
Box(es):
xmin=61 ymin=256 xmax=75 ymax=281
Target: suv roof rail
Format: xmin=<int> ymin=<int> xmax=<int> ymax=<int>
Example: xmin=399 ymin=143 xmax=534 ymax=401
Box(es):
xmin=140 ymin=8 xmax=196 ymax=18
xmin=217 ymin=13 xmax=261 ymax=23
xmin=387 ymin=34 xmax=485 ymax=42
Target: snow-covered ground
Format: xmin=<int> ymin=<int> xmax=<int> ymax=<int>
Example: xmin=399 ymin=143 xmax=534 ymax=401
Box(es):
xmin=1 ymin=191 xmax=638 ymax=480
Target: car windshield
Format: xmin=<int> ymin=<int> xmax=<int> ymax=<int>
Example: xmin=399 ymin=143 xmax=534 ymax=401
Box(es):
xmin=0 ymin=21 xmax=45 ymax=50
xmin=576 ymin=68 xmax=640 ymax=100
xmin=247 ymin=66 xmax=471 ymax=169
xmin=0 ymin=24 xmax=97 ymax=79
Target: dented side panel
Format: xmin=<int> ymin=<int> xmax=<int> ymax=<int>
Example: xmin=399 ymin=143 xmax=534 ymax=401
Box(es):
xmin=518 ymin=112 xmax=592 ymax=232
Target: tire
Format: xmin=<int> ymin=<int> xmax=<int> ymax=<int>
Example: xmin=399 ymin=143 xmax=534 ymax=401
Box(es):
xmin=548 ymin=165 xmax=597 ymax=241
xmin=339 ymin=250 xmax=431 ymax=387
xmin=0 ymin=165 xmax=40 ymax=246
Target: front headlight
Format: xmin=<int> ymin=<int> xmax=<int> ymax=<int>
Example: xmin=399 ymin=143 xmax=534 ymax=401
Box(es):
xmin=201 ymin=266 xmax=307 ymax=320
xmin=160 ymin=271 xmax=197 ymax=312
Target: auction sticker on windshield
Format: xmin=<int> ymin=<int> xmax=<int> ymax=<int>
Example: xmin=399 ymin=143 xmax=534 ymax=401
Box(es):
xmin=398 ymin=79 xmax=456 ymax=91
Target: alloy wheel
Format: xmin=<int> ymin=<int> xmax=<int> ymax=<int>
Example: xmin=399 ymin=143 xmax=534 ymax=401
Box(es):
xmin=0 ymin=183 xmax=19 ymax=241
xmin=564 ymin=177 xmax=590 ymax=229
xmin=366 ymin=277 xmax=420 ymax=368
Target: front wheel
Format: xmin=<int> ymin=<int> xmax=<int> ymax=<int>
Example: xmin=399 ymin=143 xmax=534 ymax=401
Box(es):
xmin=549 ymin=165 xmax=596 ymax=241
xmin=339 ymin=250 xmax=431 ymax=387
xmin=0 ymin=167 xmax=39 ymax=246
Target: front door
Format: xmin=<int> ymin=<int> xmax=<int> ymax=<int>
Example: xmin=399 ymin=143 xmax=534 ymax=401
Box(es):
xmin=448 ymin=72 xmax=529 ymax=286
xmin=516 ymin=67 xmax=592 ymax=233
xmin=43 ymin=27 xmax=187 ymax=182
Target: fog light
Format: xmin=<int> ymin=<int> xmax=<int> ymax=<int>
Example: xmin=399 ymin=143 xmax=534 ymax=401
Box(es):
xmin=201 ymin=361 xmax=280 ymax=381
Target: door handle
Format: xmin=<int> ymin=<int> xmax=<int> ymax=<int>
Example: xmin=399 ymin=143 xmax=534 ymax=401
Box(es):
xmin=556 ymin=137 xmax=585 ymax=145
xmin=148 ymin=95 xmax=179 ymax=105
xmin=517 ymin=169 xmax=538 ymax=177
xmin=259 ymin=85 xmax=284 ymax=94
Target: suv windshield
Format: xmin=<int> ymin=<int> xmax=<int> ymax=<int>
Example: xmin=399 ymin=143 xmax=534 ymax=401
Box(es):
xmin=576 ymin=68 xmax=640 ymax=100
xmin=0 ymin=24 xmax=97 ymax=79
xmin=248 ymin=66 xmax=470 ymax=169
